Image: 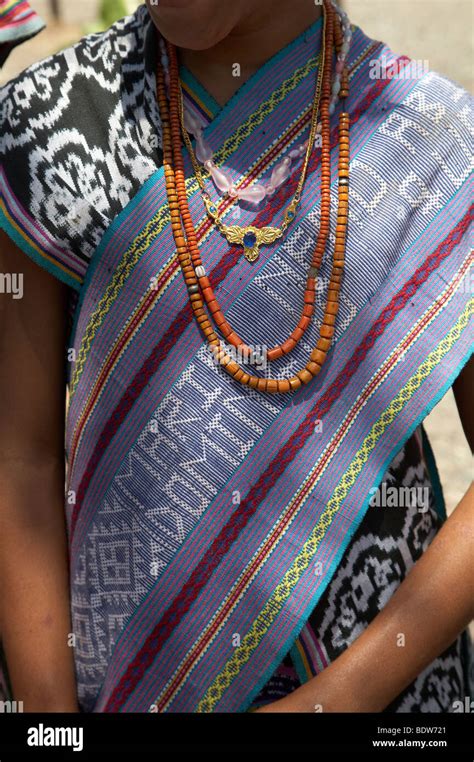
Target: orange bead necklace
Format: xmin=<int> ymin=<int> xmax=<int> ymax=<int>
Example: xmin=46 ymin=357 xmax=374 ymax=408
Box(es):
xmin=156 ymin=0 xmax=350 ymax=394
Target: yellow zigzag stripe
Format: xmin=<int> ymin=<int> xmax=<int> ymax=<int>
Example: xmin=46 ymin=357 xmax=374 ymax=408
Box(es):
xmin=153 ymin=259 xmax=469 ymax=711
xmin=197 ymin=299 xmax=473 ymax=711
xmin=70 ymin=40 xmax=376 ymax=396
xmin=69 ymin=205 xmax=169 ymax=394
xmin=69 ymin=55 xmax=319 ymax=395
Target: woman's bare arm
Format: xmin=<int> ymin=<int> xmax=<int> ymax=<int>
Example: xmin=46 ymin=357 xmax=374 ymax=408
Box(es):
xmin=0 ymin=230 xmax=78 ymax=711
xmin=453 ymin=355 xmax=474 ymax=453
xmin=258 ymin=483 xmax=473 ymax=713
xmin=258 ymin=359 xmax=474 ymax=712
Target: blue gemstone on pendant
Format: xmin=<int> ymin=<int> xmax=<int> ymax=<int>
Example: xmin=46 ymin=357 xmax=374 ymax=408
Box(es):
xmin=243 ymin=231 xmax=257 ymax=248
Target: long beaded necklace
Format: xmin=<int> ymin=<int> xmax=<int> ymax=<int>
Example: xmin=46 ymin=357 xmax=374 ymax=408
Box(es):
xmin=156 ymin=0 xmax=350 ymax=394
xmin=158 ymin=0 xmax=352 ymax=263
xmin=175 ymin=36 xmax=325 ymax=264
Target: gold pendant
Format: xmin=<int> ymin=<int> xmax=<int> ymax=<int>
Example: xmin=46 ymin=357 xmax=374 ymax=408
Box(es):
xmin=243 ymin=244 xmax=259 ymax=263
xmin=224 ymin=224 xmax=282 ymax=263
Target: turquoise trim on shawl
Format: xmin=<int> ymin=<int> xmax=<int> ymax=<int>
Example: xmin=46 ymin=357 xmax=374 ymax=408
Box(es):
xmin=0 ymin=16 xmax=44 ymax=44
xmin=242 ymin=344 xmax=474 ymax=712
xmin=67 ymin=168 xmax=164 ymax=349
xmin=289 ymin=643 xmax=309 ymax=686
xmin=0 ymin=207 xmax=80 ymax=291
xmin=179 ymin=65 xmax=221 ymax=119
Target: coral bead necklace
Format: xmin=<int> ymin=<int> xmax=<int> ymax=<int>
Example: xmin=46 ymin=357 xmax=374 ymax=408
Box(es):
xmin=158 ymin=0 xmax=352 ymax=264
xmin=155 ymin=0 xmax=350 ymax=393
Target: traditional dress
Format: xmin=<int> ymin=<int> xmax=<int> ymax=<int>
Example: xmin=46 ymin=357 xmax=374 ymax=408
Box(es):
xmin=0 ymin=4 xmax=472 ymax=712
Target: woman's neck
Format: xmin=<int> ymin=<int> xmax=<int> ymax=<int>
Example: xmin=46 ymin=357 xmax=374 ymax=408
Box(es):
xmin=178 ymin=0 xmax=323 ymax=107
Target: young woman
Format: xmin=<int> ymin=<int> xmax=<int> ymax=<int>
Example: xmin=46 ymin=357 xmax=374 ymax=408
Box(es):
xmin=0 ymin=0 xmax=472 ymax=713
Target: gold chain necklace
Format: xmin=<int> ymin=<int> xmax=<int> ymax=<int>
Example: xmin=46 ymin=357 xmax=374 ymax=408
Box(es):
xmin=156 ymin=0 xmax=350 ymax=394
xmin=176 ymin=26 xmax=327 ymax=263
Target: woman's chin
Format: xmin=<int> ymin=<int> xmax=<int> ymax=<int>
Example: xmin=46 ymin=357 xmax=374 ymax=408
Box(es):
xmin=151 ymin=23 xmax=231 ymax=51
xmin=146 ymin=0 xmax=238 ymax=50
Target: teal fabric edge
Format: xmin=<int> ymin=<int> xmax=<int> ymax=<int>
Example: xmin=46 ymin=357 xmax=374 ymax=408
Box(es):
xmin=240 ymin=342 xmax=474 ymax=712
xmin=0 ymin=207 xmax=80 ymax=292
xmin=289 ymin=643 xmax=308 ymax=686
xmin=179 ymin=65 xmax=221 ymax=119
xmin=421 ymin=424 xmax=447 ymax=521
xmin=67 ymin=167 xmax=164 ymax=349
xmin=92 ymin=192 xmax=471 ymax=708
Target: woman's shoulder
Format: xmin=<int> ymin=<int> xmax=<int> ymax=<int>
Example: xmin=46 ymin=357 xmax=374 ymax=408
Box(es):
xmin=352 ymin=24 xmax=472 ymax=118
xmin=1 ymin=4 xmax=151 ymax=133
xmin=0 ymin=4 xmax=161 ymax=291
xmin=352 ymin=26 xmax=472 ymax=201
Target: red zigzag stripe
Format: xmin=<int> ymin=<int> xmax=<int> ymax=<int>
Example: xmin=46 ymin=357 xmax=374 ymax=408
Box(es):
xmin=102 ymin=204 xmax=472 ymax=712
xmin=70 ymin=50 xmax=398 ymax=538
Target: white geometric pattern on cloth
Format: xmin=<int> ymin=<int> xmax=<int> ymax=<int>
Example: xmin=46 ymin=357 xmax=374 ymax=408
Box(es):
xmin=253 ymin=437 xmax=471 ymax=712
xmin=66 ymin=71 xmax=472 ymax=708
